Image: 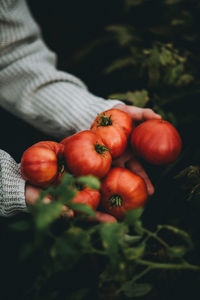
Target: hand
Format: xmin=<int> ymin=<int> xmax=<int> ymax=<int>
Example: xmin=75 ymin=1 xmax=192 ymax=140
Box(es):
xmin=113 ymin=104 xmax=162 ymax=123
xmin=25 ymin=183 xmax=74 ymax=217
xmin=112 ymin=104 xmax=162 ymax=195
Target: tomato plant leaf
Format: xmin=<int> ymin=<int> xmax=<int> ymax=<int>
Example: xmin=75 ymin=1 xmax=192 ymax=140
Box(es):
xmin=124 ymin=208 xmax=144 ymax=225
xmin=121 ymin=282 xmax=152 ymax=298
xmin=34 ymin=201 xmax=63 ymax=230
xmin=77 ymin=175 xmax=101 ymax=190
xmin=69 ymin=203 xmax=96 ymax=217
xmin=100 ymin=223 xmax=127 ymax=267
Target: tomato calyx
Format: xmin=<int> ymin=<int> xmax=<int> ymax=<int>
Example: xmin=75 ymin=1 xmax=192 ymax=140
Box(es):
xmin=97 ymin=113 xmax=112 ymax=127
xmin=110 ymin=194 xmax=122 ymax=207
xmin=74 ymin=181 xmax=85 ymax=191
xmin=95 ymin=143 xmax=110 ymax=155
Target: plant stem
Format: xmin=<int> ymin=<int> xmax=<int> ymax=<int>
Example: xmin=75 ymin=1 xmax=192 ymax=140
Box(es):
xmin=97 ymin=113 xmax=112 ymax=127
xmin=136 ymin=258 xmax=200 ymax=271
xmin=95 ymin=143 xmax=110 ymax=154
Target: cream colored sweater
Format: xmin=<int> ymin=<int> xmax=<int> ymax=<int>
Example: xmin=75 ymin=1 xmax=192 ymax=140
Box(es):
xmin=0 ymin=0 xmax=122 ymax=216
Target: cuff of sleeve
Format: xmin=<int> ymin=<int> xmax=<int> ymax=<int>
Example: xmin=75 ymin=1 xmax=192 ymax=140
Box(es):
xmin=0 ymin=150 xmax=27 ymax=217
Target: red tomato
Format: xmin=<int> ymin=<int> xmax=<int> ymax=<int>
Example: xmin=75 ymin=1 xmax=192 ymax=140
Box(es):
xmin=64 ymin=130 xmax=112 ymax=178
xmin=73 ymin=186 xmax=100 ymax=210
xmin=101 ymin=167 xmax=148 ymax=219
xmin=130 ymin=119 xmax=182 ymax=165
xmin=21 ymin=141 xmax=64 ymax=187
xmin=90 ymin=109 xmax=133 ymax=158
xmin=88 ymin=211 xmax=117 ymax=223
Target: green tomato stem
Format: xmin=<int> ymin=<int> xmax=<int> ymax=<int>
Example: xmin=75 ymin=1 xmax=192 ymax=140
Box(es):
xmin=95 ymin=144 xmax=110 ymax=154
xmin=97 ymin=113 xmax=112 ymax=127
xmin=110 ymin=195 xmax=123 ymax=207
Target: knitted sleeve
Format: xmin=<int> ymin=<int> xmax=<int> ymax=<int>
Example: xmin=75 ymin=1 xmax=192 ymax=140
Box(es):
xmin=0 ymin=150 xmax=27 ymax=217
xmin=0 ymin=0 xmax=123 ymax=139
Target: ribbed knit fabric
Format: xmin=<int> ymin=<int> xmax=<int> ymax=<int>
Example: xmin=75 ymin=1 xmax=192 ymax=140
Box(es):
xmin=0 ymin=150 xmax=27 ymax=216
xmin=0 ymin=0 xmax=123 ymax=216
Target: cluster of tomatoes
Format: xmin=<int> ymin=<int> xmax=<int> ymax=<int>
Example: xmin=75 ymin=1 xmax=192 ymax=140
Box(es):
xmin=21 ymin=108 xmax=182 ymax=222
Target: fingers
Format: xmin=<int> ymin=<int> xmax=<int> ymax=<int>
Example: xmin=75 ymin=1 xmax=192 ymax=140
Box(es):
xmin=25 ymin=183 xmax=50 ymax=206
xmin=114 ymin=104 xmax=162 ymax=122
xmin=25 ymin=183 xmax=74 ymax=218
xmin=112 ymin=148 xmax=132 ymax=168
xmin=126 ymin=158 xmax=155 ymax=196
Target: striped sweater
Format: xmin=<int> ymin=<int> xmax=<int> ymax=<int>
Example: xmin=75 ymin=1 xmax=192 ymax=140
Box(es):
xmin=0 ymin=0 xmax=122 ymax=216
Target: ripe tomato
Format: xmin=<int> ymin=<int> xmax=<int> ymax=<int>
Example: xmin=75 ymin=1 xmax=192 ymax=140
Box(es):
xmin=72 ymin=186 xmax=100 ymax=210
xmin=130 ymin=119 xmax=182 ymax=165
xmin=101 ymin=167 xmax=148 ymax=219
xmin=21 ymin=141 xmax=64 ymax=187
xmin=90 ymin=109 xmax=133 ymax=158
xmin=64 ymin=130 xmax=112 ymax=178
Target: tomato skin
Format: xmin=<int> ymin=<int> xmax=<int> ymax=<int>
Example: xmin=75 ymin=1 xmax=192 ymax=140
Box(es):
xmin=91 ymin=109 xmax=133 ymax=158
xmin=130 ymin=119 xmax=182 ymax=165
xmin=101 ymin=167 xmax=148 ymax=219
xmin=73 ymin=187 xmax=100 ymax=210
xmin=64 ymin=130 xmax=112 ymax=178
xmin=21 ymin=141 xmax=64 ymax=187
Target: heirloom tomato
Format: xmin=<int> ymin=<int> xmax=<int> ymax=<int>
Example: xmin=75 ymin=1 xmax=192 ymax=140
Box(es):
xmin=73 ymin=185 xmax=100 ymax=210
xmin=101 ymin=167 xmax=148 ymax=219
xmin=21 ymin=141 xmax=64 ymax=187
xmin=64 ymin=130 xmax=112 ymax=178
xmin=130 ymin=119 xmax=182 ymax=165
xmin=90 ymin=109 xmax=133 ymax=158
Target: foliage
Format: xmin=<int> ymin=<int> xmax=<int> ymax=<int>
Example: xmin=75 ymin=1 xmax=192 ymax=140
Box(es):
xmin=2 ymin=173 xmax=200 ymax=300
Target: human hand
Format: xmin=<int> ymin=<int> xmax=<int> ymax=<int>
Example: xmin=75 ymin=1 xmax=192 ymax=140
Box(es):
xmin=25 ymin=183 xmax=74 ymax=217
xmin=112 ymin=104 xmax=162 ymax=195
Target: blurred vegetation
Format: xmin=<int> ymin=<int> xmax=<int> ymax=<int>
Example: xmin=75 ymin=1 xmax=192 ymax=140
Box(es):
xmin=1 ymin=0 xmax=200 ymax=299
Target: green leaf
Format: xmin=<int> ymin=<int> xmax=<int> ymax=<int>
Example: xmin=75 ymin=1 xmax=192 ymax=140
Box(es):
xmin=175 ymin=74 xmax=194 ymax=86
xmin=51 ymin=227 xmax=91 ymax=261
xmin=124 ymin=208 xmax=144 ymax=226
xmin=34 ymin=201 xmax=63 ymax=230
xmin=109 ymin=90 xmax=149 ymax=108
xmin=166 ymin=246 xmax=188 ymax=258
xmin=105 ymin=57 xmax=136 ymax=74
xmin=121 ymin=282 xmax=152 ymax=298
xmin=123 ymin=240 xmax=146 ymax=260
xmin=100 ymin=223 xmax=127 ymax=267
xmin=119 ymin=234 xmax=142 ymax=247
xmin=105 ymin=25 xmax=135 ymax=46
xmin=69 ymin=203 xmax=96 ymax=217
xmin=77 ymin=175 xmax=100 ymax=190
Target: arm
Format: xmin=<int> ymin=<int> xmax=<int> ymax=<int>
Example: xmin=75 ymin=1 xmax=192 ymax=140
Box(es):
xmin=0 ymin=150 xmax=27 ymax=217
xmin=0 ymin=0 xmax=122 ymax=139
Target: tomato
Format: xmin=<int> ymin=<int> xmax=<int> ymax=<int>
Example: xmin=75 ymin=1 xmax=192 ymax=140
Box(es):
xmin=64 ymin=130 xmax=112 ymax=178
xmin=21 ymin=141 xmax=64 ymax=187
xmin=101 ymin=167 xmax=148 ymax=219
xmin=90 ymin=109 xmax=133 ymax=158
xmin=130 ymin=119 xmax=182 ymax=165
xmin=88 ymin=211 xmax=117 ymax=223
xmin=73 ymin=185 xmax=100 ymax=210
